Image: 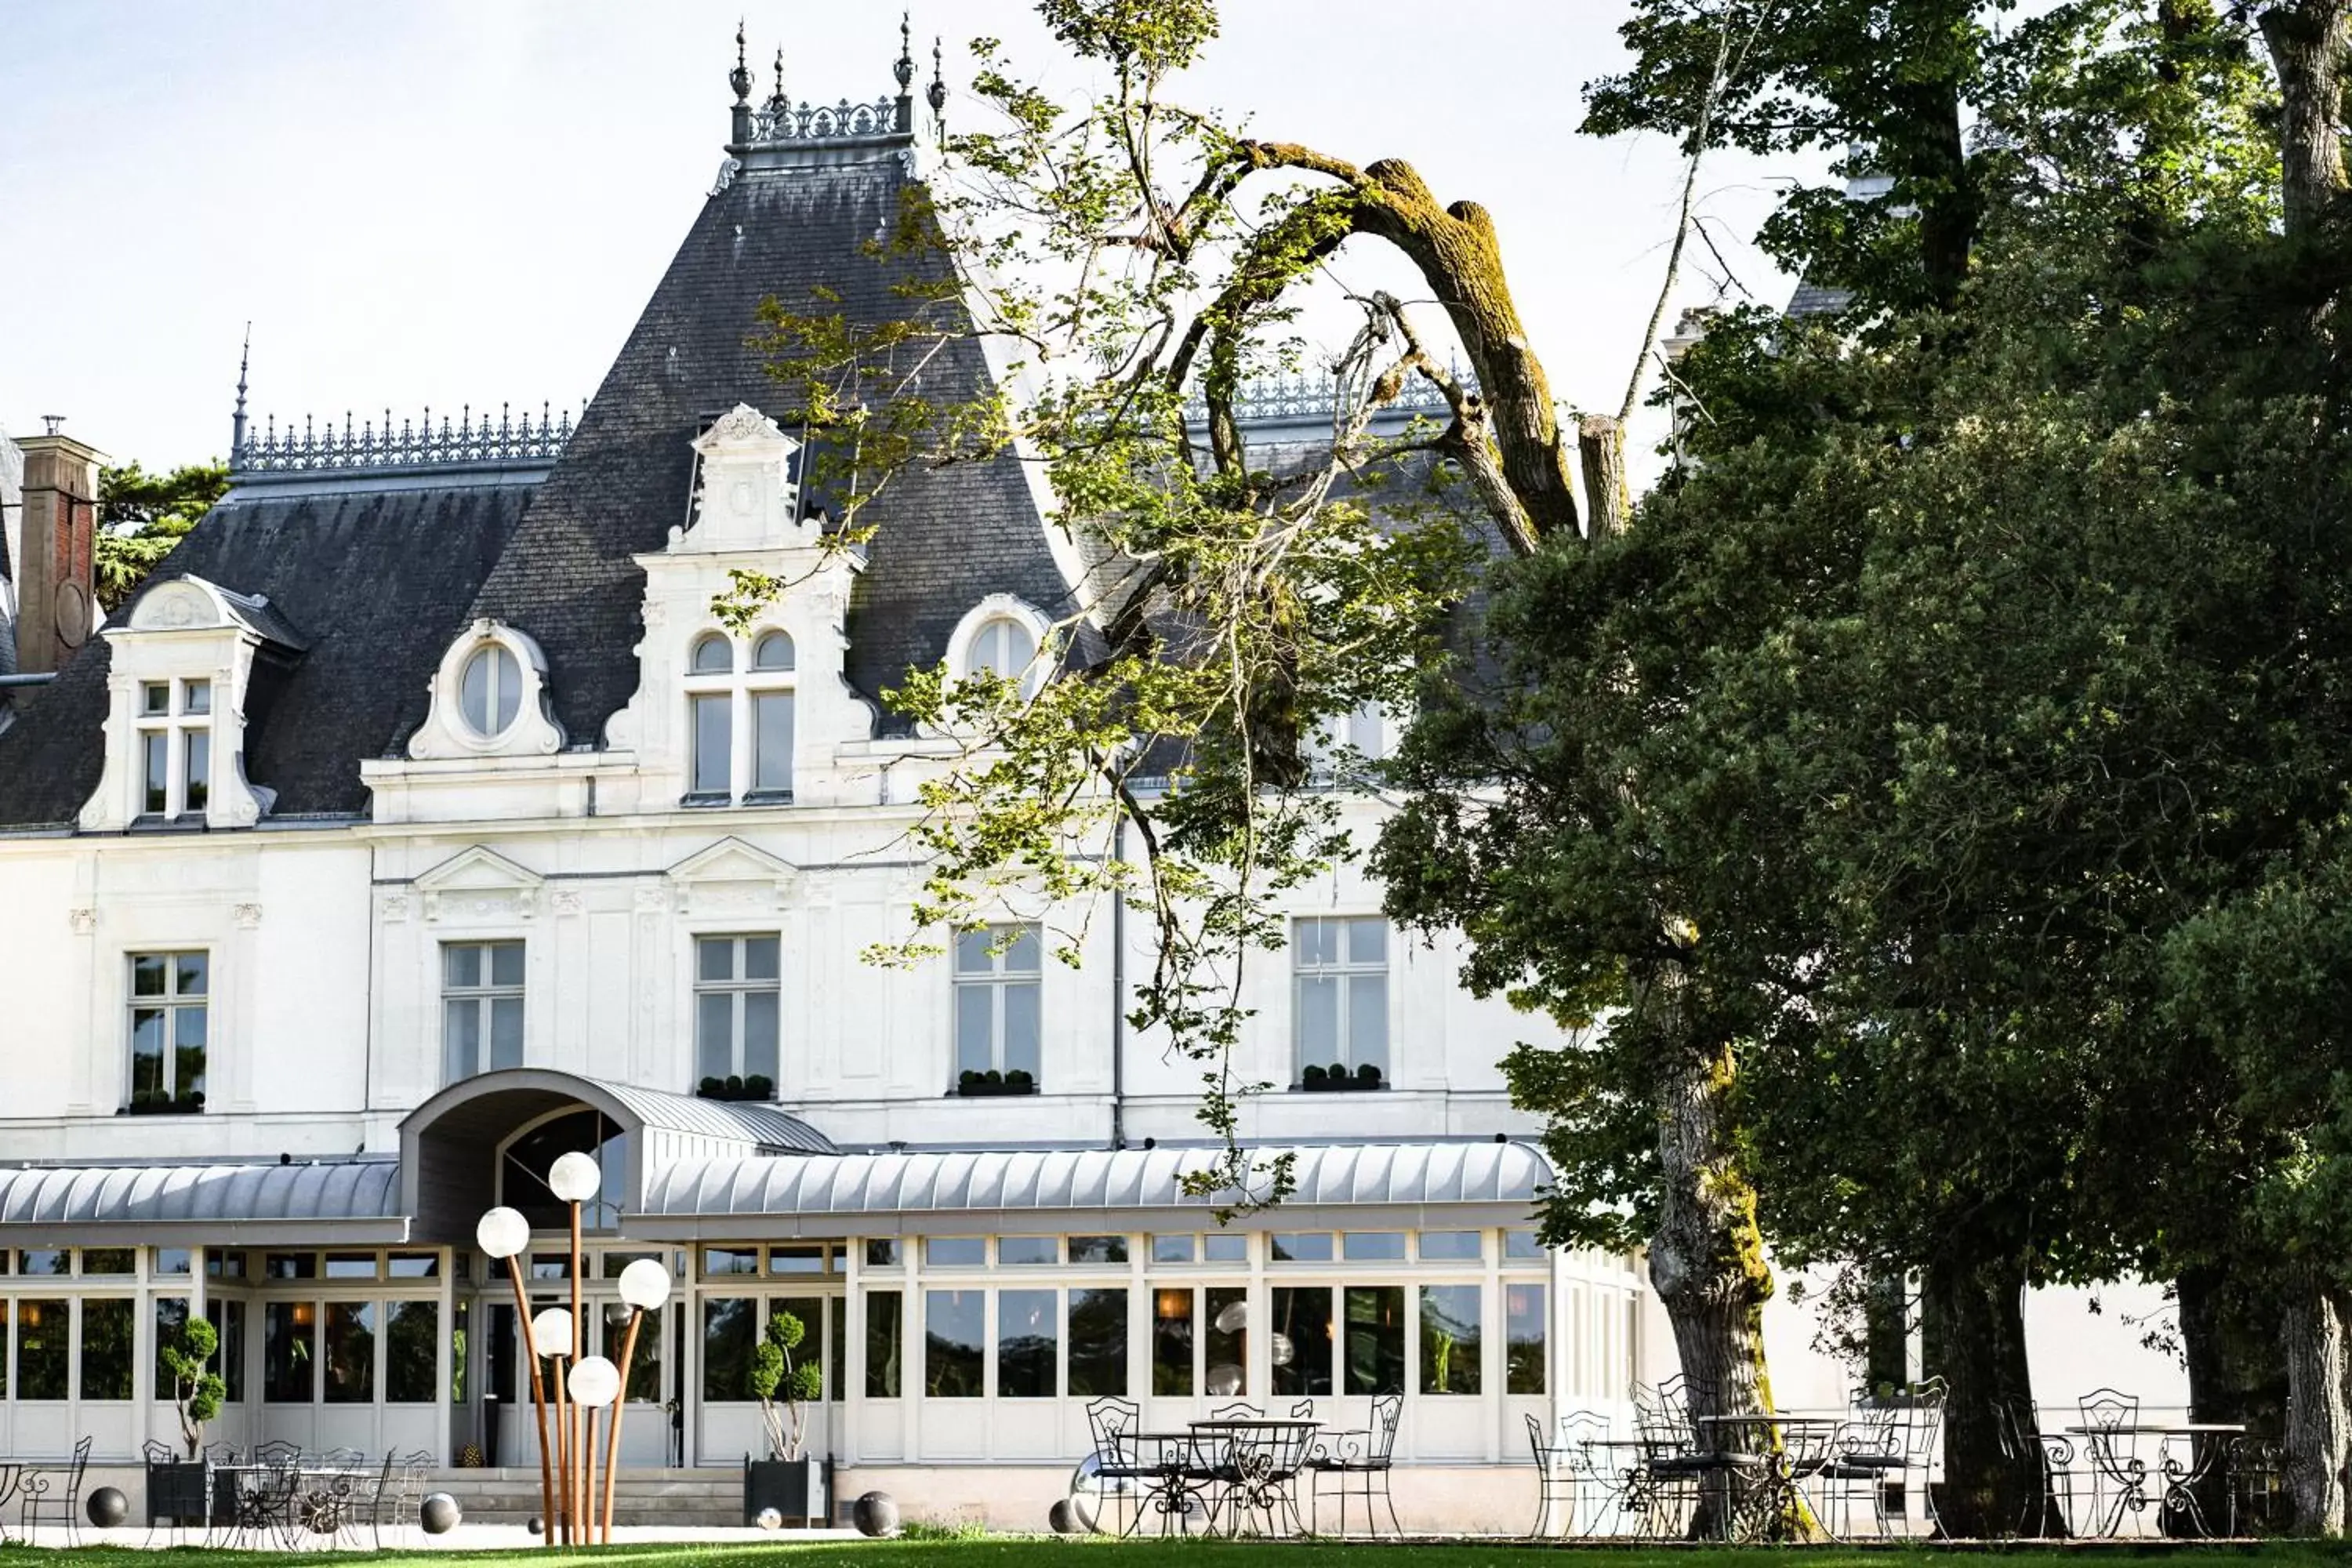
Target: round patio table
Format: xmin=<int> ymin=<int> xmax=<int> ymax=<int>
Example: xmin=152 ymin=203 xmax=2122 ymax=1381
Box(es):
xmin=1189 ymin=1418 xmax=1320 ymax=1537
xmin=2061 ymin=1423 xmax=2245 ymax=1537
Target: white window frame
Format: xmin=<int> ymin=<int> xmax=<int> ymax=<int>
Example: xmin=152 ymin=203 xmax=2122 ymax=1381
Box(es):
xmin=693 ymin=932 xmax=782 ymax=1092
xmin=458 ymin=643 xmax=523 ymax=739
xmin=441 ymin=939 xmax=525 ymax=1082
xmin=1291 ymin=916 xmax=1390 ymax=1080
xmin=125 ymin=949 xmax=209 ymax=1109
xmin=136 ymin=677 xmax=212 ymax=819
xmin=952 ymin=923 xmax=1043 ymax=1088
xmin=681 ymin=629 xmax=797 ymax=804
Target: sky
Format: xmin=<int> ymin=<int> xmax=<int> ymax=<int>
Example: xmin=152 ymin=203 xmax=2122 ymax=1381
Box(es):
xmin=0 ymin=2 xmax=1824 ymax=472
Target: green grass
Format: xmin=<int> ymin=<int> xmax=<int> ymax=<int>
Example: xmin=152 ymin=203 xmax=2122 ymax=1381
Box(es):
xmin=9 ymin=1544 xmax=2352 ymax=1568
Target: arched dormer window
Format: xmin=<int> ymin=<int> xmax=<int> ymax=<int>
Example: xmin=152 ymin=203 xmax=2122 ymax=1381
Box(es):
xmin=406 ymin=619 xmax=563 ymax=761
xmin=942 ymin=595 xmax=1054 ymax=703
xmin=682 ymin=630 xmax=797 ymax=804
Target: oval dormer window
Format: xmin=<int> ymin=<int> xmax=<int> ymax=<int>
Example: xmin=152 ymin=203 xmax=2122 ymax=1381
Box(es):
xmin=753 ymin=630 xmax=796 ymax=672
xmin=966 ymin=617 xmax=1036 ymax=681
xmin=460 ymin=644 xmax=522 ymax=738
xmin=691 ymin=633 xmax=735 ymax=675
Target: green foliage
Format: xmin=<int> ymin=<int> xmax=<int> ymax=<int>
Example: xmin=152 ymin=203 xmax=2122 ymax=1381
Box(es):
xmin=95 ymin=460 xmax=227 ymax=612
xmin=750 ymin=1308 xmax=818 ymax=1461
xmin=160 ymin=1314 xmax=225 ymax=1455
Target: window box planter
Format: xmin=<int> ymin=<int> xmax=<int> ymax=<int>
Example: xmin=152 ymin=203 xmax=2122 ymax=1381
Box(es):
xmin=697 ymin=1075 xmax=775 ymax=1103
xmin=127 ymin=1092 xmax=205 ymax=1116
xmin=956 ymin=1069 xmax=1036 ymax=1098
xmin=1297 ymin=1065 xmax=1385 ymax=1093
xmin=743 ymin=1455 xmax=829 ymax=1527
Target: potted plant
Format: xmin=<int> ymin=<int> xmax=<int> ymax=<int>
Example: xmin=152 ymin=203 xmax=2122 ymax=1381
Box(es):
xmin=151 ymin=1316 xmax=227 ymax=1523
xmin=742 ymin=1307 xmax=827 ymax=1526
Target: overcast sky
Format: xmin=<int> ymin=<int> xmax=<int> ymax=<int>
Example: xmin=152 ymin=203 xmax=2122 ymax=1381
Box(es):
xmin=0 ymin=2 xmax=1822 ymax=471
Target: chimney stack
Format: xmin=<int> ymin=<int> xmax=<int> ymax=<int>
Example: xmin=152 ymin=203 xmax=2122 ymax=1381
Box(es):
xmin=14 ymin=422 xmax=104 ymax=675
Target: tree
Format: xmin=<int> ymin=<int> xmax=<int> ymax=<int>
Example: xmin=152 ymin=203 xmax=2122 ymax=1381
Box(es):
xmin=723 ymin=0 xmax=1791 ymax=1458
xmin=95 ymin=460 xmax=228 ymax=612
xmin=748 ymin=1308 xmax=823 ymax=1461
xmin=159 ymin=1313 xmax=225 ymax=1458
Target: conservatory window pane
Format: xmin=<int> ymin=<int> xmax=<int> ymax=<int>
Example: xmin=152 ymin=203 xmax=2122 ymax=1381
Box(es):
xmin=1271 ymin=1287 xmax=1331 ymax=1397
xmin=80 ymin=1298 xmax=136 ymax=1400
xmin=263 ymin=1301 xmax=314 ymax=1403
xmin=1204 ymin=1286 xmax=1248 ymax=1397
xmin=1152 ymin=1286 xmax=1194 ymax=1396
xmin=324 ymin=1301 xmax=376 ymax=1403
xmin=1344 ymin=1286 xmax=1406 ymax=1396
xmin=865 ymin=1290 xmax=902 ymax=1399
xmin=925 ymin=1290 xmax=985 ymax=1398
xmin=996 ymin=1289 xmax=1057 ymax=1399
xmin=701 ymin=1298 xmax=754 ymax=1403
xmin=1506 ymin=1283 xmax=1547 ymax=1395
xmin=16 ymin=1299 xmax=67 ymax=1399
xmin=1068 ymin=1287 xmax=1127 ymax=1397
xmin=1420 ymin=1284 xmax=1483 ymax=1396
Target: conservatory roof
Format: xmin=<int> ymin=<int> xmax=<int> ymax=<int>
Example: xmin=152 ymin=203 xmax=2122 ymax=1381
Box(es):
xmin=631 ymin=1141 xmax=1551 ymax=1240
xmin=0 ymin=1160 xmax=406 ymax=1245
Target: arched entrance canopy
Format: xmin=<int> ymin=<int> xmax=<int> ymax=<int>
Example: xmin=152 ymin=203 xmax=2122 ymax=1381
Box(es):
xmin=397 ymin=1067 xmax=834 ymax=1242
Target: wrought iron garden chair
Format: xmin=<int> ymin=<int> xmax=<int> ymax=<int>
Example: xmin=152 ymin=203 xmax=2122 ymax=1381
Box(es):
xmin=2076 ymin=1388 xmax=2143 ymax=1535
xmin=1072 ymin=1396 xmax=1149 ymax=1537
xmin=1994 ymin=1399 xmax=2077 ymax=1537
xmin=1809 ymin=1394 xmax=1900 ymax=1540
xmin=2227 ymin=1436 xmax=2285 ymax=1537
xmin=1526 ymin=1413 xmax=1578 ymax=1538
xmin=1305 ymin=1390 xmax=1402 ymax=1537
xmin=366 ymin=1449 xmax=440 ymax=1550
xmin=20 ymin=1435 xmax=93 ymax=1544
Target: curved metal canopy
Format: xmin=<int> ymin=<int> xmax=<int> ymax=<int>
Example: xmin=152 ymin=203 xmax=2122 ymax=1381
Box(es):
xmin=0 ymin=1160 xmax=404 ymax=1245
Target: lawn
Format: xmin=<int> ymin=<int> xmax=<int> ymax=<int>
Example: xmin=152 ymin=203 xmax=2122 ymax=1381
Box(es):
xmin=9 ymin=1544 xmax=2352 ymax=1568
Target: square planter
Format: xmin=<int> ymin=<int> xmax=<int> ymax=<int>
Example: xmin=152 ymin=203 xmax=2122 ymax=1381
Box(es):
xmin=145 ymin=1459 xmax=229 ymax=1526
xmin=744 ymin=1456 xmax=829 ymax=1527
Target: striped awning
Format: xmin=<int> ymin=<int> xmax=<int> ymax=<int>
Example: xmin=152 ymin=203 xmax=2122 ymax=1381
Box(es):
xmin=0 ymin=1160 xmax=406 ymax=1244
xmin=631 ymin=1142 xmax=1549 ymax=1240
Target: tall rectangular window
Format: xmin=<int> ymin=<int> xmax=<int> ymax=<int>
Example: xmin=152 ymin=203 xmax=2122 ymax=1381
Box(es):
xmin=443 ymin=941 xmax=524 ymax=1080
xmin=1272 ymin=1287 xmax=1333 ymax=1397
xmin=1505 ymin=1283 xmax=1547 ymax=1395
xmin=1152 ymin=1286 xmax=1194 ymax=1396
xmin=1420 ymin=1283 xmax=1483 ymax=1396
xmin=16 ymin=1299 xmax=67 ymax=1399
xmin=1345 ymin=1286 xmax=1406 ymax=1396
xmin=691 ymin=693 xmax=731 ymax=796
xmin=154 ymin=1297 xmax=191 ymax=1399
xmin=752 ymin=691 xmax=794 ymax=795
xmin=702 ymin=1298 xmax=754 ymax=1403
xmin=128 ymin=951 xmax=208 ymax=1112
xmin=323 ymin=1301 xmax=376 ymax=1403
xmin=924 ymin=1290 xmax=984 ymax=1398
xmin=1068 ymin=1287 xmax=1127 ymax=1397
xmin=695 ymin=935 xmax=780 ymax=1090
xmin=263 ymin=1301 xmax=314 ymax=1403
xmin=136 ymin=678 xmax=212 ymax=818
xmin=997 ymin=1288 xmax=1057 ymax=1399
xmin=1294 ymin=916 xmax=1388 ymax=1080
xmin=865 ymin=1290 xmax=903 ymax=1398
xmin=207 ymin=1298 xmax=245 ymax=1403
xmin=1205 ymin=1285 xmax=1248 ymax=1398
xmin=385 ymin=1300 xmax=437 ymax=1403
xmin=80 ymin=1298 xmax=135 ymax=1400
xmin=953 ymin=924 xmax=1040 ymax=1084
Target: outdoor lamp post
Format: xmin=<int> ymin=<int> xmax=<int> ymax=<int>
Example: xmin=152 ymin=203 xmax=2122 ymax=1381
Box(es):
xmin=603 ymin=1257 xmax=673 ymax=1542
xmin=475 ymin=1206 xmax=556 ymax=1543
xmin=568 ymin=1355 xmax=621 ymax=1548
xmin=532 ymin=1306 xmax=575 ymax=1542
xmin=546 ymin=1151 xmax=601 ymax=1541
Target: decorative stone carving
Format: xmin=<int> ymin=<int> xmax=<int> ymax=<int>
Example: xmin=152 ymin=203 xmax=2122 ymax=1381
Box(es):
xmin=233 ymin=903 xmax=263 ymax=930
xmin=553 ymin=890 xmax=586 ymax=916
xmin=67 ymin=908 xmax=96 ymax=935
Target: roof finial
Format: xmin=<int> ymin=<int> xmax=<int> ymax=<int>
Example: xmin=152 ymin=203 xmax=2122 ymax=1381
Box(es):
xmin=895 ymin=13 xmax=916 ymax=92
xmin=231 ymin=321 xmax=252 ymax=458
xmin=771 ymin=45 xmax=786 ymax=110
xmin=729 ymin=19 xmax=751 ymax=104
xmin=927 ymin=35 xmax=948 ymax=118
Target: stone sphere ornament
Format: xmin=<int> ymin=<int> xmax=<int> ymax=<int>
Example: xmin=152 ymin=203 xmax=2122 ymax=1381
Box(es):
xmin=528 ymin=1515 xmax=545 ymax=1537
xmin=85 ymin=1486 xmax=129 ymax=1529
xmin=756 ymin=1506 xmax=783 ymax=1530
xmin=419 ymin=1493 xmax=462 ymax=1535
xmin=852 ymin=1491 xmax=900 ymax=1538
xmin=1048 ymin=1499 xmax=1076 ymax=1534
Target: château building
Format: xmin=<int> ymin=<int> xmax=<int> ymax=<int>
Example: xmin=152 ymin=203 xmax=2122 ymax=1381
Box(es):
xmin=0 ymin=24 xmax=2176 ymax=1531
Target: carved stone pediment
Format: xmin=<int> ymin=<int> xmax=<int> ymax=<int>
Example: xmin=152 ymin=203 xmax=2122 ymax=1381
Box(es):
xmin=412 ymin=844 xmax=546 ymax=922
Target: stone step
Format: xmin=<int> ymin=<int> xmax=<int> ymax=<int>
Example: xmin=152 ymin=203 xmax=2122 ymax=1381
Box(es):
xmin=419 ymin=1468 xmax=793 ymax=1526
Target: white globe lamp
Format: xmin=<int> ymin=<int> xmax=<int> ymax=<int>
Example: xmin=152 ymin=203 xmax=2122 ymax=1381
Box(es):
xmin=568 ymin=1355 xmax=621 ymax=1408
xmin=531 ymin=1307 xmax=575 ymax=1358
xmin=617 ymin=1257 xmax=672 ymax=1312
xmin=476 ymin=1207 xmax=530 ymax=1260
xmin=547 ymin=1151 xmax=602 ymax=1205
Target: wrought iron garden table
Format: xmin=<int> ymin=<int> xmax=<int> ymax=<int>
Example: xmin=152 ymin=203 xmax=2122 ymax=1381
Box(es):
xmin=1694 ymin=1412 xmax=1843 ymax=1542
xmin=1189 ymin=1417 xmax=1319 ymax=1537
xmin=2062 ymin=1423 xmax=2245 ymax=1537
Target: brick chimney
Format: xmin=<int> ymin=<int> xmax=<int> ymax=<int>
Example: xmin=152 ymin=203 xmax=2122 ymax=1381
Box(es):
xmin=14 ymin=422 xmax=104 ymax=674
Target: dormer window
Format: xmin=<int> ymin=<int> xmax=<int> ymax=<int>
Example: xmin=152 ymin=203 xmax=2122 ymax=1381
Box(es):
xmin=683 ymin=630 xmax=797 ymax=805
xmin=966 ymin=617 xmax=1036 ymax=682
xmin=459 ymin=644 xmax=523 ymax=738
xmin=137 ymin=678 xmax=212 ymax=818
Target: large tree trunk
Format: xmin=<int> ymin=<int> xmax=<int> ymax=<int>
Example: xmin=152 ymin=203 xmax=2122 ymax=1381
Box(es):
xmin=2179 ymin=1268 xmax=2245 ymax=1534
xmin=2258 ymin=1 xmax=2351 ymax=237
xmin=1921 ymin=1251 xmax=2039 ymax=1539
xmin=2281 ymin=1263 xmax=2350 ymax=1534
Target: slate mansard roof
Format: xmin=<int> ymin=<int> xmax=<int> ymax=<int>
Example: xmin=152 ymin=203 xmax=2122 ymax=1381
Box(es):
xmin=0 ymin=72 xmax=1083 ymax=829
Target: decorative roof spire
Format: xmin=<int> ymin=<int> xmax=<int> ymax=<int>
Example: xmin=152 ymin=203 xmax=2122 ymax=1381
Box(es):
xmin=927 ymin=36 xmax=948 ymax=119
xmin=231 ymin=322 xmax=252 ymax=458
xmin=729 ymin=20 xmax=751 ymax=103
xmin=895 ymin=13 xmax=915 ymax=92
xmin=771 ymin=46 xmax=786 ymax=110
